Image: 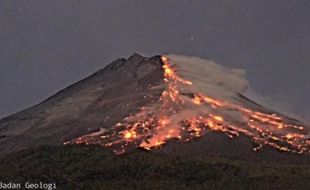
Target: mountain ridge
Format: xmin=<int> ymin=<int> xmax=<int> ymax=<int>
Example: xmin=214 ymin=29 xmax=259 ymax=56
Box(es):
xmin=0 ymin=53 xmax=164 ymax=156
xmin=0 ymin=53 xmax=308 ymax=162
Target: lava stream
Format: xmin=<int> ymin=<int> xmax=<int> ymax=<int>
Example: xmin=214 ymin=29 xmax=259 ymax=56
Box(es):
xmin=66 ymin=55 xmax=310 ymax=154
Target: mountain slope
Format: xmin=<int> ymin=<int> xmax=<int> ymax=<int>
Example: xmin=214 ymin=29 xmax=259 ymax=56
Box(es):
xmin=0 ymin=53 xmax=164 ymax=155
xmin=0 ymin=53 xmax=308 ymax=162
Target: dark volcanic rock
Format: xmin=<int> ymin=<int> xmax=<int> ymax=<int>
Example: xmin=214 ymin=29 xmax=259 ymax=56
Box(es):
xmin=0 ymin=53 xmax=165 ymax=155
xmin=0 ymin=53 xmax=309 ymax=165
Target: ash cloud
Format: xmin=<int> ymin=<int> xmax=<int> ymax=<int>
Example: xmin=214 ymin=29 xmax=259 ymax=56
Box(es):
xmin=166 ymin=54 xmax=248 ymax=101
xmin=167 ymin=54 xmax=309 ymax=125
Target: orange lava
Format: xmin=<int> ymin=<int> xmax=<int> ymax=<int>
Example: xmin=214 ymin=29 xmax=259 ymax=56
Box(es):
xmin=66 ymin=56 xmax=310 ymax=154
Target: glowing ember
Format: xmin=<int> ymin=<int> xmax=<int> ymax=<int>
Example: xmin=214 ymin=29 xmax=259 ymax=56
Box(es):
xmin=65 ymin=55 xmax=310 ymax=154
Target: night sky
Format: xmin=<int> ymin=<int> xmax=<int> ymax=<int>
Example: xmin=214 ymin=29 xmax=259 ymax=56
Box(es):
xmin=0 ymin=0 xmax=309 ymax=122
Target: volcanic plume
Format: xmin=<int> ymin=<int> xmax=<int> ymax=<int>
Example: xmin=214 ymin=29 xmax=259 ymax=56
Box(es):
xmin=66 ymin=54 xmax=310 ymax=155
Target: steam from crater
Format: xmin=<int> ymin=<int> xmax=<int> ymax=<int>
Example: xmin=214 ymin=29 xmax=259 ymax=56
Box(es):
xmin=165 ymin=54 xmax=248 ymax=100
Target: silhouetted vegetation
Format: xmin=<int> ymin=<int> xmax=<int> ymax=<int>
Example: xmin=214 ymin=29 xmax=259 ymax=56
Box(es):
xmin=0 ymin=145 xmax=309 ymax=190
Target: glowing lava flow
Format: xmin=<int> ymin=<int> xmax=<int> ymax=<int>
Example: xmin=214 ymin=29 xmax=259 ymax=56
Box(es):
xmin=66 ymin=56 xmax=310 ymax=154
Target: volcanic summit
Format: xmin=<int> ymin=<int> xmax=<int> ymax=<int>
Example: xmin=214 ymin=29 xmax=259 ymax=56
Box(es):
xmin=0 ymin=53 xmax=309 ymax=161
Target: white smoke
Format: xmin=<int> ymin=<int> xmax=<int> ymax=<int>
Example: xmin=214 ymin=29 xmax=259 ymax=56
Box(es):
xmin=166 ymin=54 xmax=308 ymax=125
xmin=165 ymin=54 xmax=248 ymax=102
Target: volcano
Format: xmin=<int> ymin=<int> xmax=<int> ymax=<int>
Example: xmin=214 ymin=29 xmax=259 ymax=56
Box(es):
xmin=0 ymin=53 xmax=309 ymax=162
